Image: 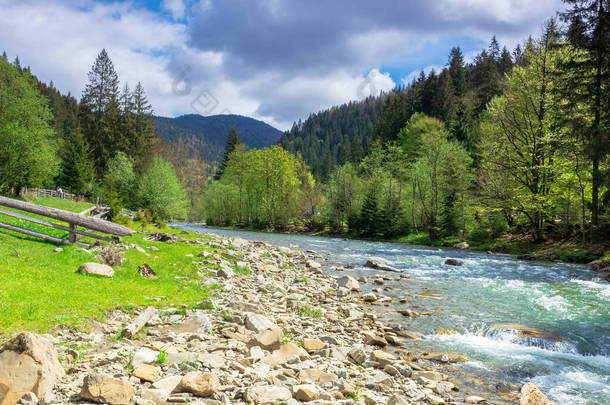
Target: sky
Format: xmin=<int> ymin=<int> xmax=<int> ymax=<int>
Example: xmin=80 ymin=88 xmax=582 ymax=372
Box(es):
xmin=0 ymin=0 xmax=564 ymax=130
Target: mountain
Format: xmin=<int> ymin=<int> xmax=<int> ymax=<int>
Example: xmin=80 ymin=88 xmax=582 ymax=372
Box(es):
xmin=154 ymin=114 xmax=283 ymax=164
xmin=277 ymin=95 xmax=387 ymax=179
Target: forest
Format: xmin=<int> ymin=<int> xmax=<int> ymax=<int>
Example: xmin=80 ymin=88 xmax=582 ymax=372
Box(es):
xmin=205 ymin=6 xmax=610 ymax=254
xmin=0 ymin=49 xmax=189 ymax=222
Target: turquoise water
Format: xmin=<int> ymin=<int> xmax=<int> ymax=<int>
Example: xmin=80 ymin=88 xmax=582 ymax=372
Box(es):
xmin=178 ymin=225 xmax=610 ymax=404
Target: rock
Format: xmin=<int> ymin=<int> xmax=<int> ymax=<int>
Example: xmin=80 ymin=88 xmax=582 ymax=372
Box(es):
xmin=80 ymin=374 xmax=135 ymax=405
xmin=16 ymin=392 xmax=38 ymax=405
xmin=362 ymin=331 xmax=388 ymax=347
xmin=179 ymin=372 xmax=219 ymax=398
xmin=298 ymin=368 xmax=337 ymax=384
xmin=465 ymin=395 xmax=487 ymax=404
xmin=383 ymin=364 xmax=400 ymax=376
xmin=520 ymin=383 xmax=556 ymax=405
xmin=370 ymin=349 xmax=396 ymax=366
xmin=245 ymin=386 xmax=292 ymax=405
xmin=454 ymin=242 xmax=470 ymax=249
xmin=53 ymin=247 xmax=63 ymax=253
xmin=366 ymin=371 xmax=393 ymax=388
xmin=141 ymin=388 xmax=169 ymax=404
xmin=217 ymin=264 xmax=235 ymax=278
xmin=152 ymin=376 xmax=182 ymax=395
xmin=132 ymin=347 xmax=159 ymax=368
xmin=99 ymin=247 xmax=124 ymax=266
xmin=244 ymin=313 xmax=277 ymax=333
xmin=412 ymin=371 xmax=444 ymax=382
xmin=364 ymin=259 xmax=401 ymax=272
xmin=133 ymin=364 xmax=159 ymax=382
xmin=388 ymin=394 xmax=410 ymax=405
xmin=348 ymin=347 xmax=367 ymax=364
xmin=444 ymin=258 xmax=463 ymax=266
xmin=490 ymin=324 xmax=569 ymax=346
xmin=422 ymin=351 xmax=468 ymax=363
xmin=294 ymin=384 xmax=320 ymax=402
xmin=334 ymin=275 xmax=360 ymax=291
xmin=138 ymin=263 xmax=158 ymax=280
xmin=78 ymin=262 xmax=114 ymax=277
xmin=362 ymin=293 xmax=377 ymax=302
xmin=425 ymin=393 xmax=445 ymax=405
xmin=306 ymin=260 xmax=321 ymax=269
xmin=0 ymin=332 xmax=64 ymax=405
xmin=302 ymin=338 xmax=325 ymax=352
xmin=249 ymin=327 xmax=282 ymax=352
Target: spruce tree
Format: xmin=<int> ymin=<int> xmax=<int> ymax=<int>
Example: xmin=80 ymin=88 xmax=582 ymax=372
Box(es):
xmin=359 ymin=186 xmax=379 ymax=236
xmin=79 ymin=49 xmax=120 ymax=177
xmin=58 ymin=129 xmax=95 ymax=195
xmin=214 ymin=127 xmax=242 ymax=180
xmin=448 ymin=47 xmax=467 ymax=97
xmin=560 ymin=0 xmax=610 ymax=238
xmin=132 ymin=81 xmax=158 ymax=171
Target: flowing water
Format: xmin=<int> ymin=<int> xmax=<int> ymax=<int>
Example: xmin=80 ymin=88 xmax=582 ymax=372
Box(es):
xmin=178 ymin=224 xmax=610 ymax=404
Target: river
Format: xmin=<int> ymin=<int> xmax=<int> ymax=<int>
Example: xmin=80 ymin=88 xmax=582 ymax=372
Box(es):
xmin=177 ymin=224 xmax=610 ymax=404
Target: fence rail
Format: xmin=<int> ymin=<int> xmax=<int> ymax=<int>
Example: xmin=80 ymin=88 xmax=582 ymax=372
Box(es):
xmin=0 ymin=196 xmax=132 ymax=247
xmin=20 ymin=187 xmax=83 ymax=202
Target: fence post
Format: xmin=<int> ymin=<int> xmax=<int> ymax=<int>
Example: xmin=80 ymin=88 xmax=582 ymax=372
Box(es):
xmin=68 ymin=223 xmax=77 ymax=243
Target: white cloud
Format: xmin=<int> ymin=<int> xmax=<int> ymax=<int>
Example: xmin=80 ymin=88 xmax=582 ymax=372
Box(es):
xmin=162 ymin=0 xmax=186 ymax=20
xmin=0 ymin=0 xmax=563 ymax=131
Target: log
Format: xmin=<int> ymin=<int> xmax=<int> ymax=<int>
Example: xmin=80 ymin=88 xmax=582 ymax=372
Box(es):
xmin=121 ymin=306 xmax=158 ymax=339
xmin=0 ymin=221 xmax=89 ymax=247
xmin=0 ymin=208 xmax=114 ymax=242
xmin=79 ymin=205 xmax=97 ymax=216
xmin=0 ymin=196 xmax=132 ymax=236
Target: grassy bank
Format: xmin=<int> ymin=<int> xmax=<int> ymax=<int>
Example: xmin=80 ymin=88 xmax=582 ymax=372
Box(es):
xmin=0 ymin=197 xmax=224 ymax=337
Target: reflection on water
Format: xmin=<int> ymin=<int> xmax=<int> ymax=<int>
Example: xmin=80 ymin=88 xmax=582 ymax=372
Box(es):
xmin=177 ymin=224 xmax=610 ymax=404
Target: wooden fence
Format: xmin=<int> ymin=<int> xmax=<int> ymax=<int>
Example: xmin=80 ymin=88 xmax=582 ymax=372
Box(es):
xmin=0 ymin=196 xmax=132 ymax=247
xmin=20 ymin=187 xmax=83 ymax=202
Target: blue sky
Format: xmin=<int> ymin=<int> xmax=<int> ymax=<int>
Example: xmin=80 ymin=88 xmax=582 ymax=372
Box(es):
xmin=0 ymin=0 xmax=562 ymax=129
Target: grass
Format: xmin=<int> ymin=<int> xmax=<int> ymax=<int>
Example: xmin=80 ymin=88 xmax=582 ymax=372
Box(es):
xmin=31 ymin=197 xmax=94 ymax=213
xmin=298 ymin=304 xmax=323 ymax=318
xmin=0 ymin=197 xmax=222 ymax=337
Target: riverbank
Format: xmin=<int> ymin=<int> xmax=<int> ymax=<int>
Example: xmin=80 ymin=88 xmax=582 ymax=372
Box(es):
xmin=1 ymin=216 xmax=563 ymax=404
xmin=196 ymin=224 xmax=609 ymax=266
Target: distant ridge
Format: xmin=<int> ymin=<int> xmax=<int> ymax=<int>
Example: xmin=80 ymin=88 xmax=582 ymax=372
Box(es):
xmin=154 ymin=114 xmax=283 ymax=163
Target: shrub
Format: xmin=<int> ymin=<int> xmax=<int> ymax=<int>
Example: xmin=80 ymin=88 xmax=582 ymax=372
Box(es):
xmin=137 ymin=158 xmax=188 ymax=219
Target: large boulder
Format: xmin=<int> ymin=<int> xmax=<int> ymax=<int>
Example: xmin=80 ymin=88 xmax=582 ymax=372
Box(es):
xmin=80 ymin=374 xmax=135 ymax=405
xmin=179 ymin=372 xmax=219 ymax=397
xmin=0 ymin=332 xmax=64 ymax=405
xmin=78 ymin=262 xmax=114 ymax=277
xmin=520 ymin=383 xmax=556 ymax=405
xmin=364 ymin=260 xmax=401 ymax=272
xmin=444 ymin=258 xmax=463 ymax=266
xmin=334 ymin=275 xmax=360 ymax=291
xmin=245 ymin=386 xmax=292 ymax=405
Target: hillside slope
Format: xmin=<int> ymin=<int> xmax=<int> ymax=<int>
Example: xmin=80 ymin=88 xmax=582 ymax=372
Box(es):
xmin=154 ymin=114 xmax=282 ymax=164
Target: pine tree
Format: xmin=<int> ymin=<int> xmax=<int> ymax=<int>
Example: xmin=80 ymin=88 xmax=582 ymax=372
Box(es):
xmin=358 ymin=186 xmax=379 ymax=236
xmin=448 ymin=47 xmax=467 ymax=97
xmin=58 ymin=129 xmax=95 ymax=195
xmin=79 ymin=49 xmax=120 ymax=177
xmin=374 ymin=91 xmax=411 ymax=143
xmin=214 ymin=127 xmax=242 ymax=180
xmin=119 ymin=83 xmax=136 ymax=155
xmin=560 ymin=0 xmax=610 ymax=238
xmin=132 ymin=81 xmax=158 ymax=171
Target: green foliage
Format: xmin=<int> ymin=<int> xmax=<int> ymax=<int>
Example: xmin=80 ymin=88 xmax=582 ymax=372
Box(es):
xmin=0 ymin=57 xmax=58 ymax=192
xmin=58 ymin=129 xmax=95 ymax=195
xmin=203 ymin=145 xmax=316 ymax=229
xmin=214 ymin=127 xmax=242 ymax=180
xmin=137 ymin=157 xmax=188 ymax=219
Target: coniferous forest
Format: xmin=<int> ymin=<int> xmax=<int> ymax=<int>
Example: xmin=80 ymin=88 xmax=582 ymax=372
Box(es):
xmin=1 ymin=0 xmax=609 ymax=261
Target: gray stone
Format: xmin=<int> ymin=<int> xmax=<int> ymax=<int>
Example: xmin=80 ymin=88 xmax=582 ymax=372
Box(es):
xmin=78 ymin=262 xmax=114 ymax=277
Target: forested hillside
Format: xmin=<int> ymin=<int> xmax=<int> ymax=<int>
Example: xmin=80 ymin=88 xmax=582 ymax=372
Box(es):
xmin=278 ymin=96 xmax=385 ymax=179
xmin=154 ymin=114 xmax=282 ymax=165
xmin=278 ymin=36 xmax=514 ymax=179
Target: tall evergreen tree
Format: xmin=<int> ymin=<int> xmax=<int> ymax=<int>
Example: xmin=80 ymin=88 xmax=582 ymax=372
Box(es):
xmin=373 ymin=91 xmax=411 ymax=143
xmin=132 ymin=81 xmax=158 ymax=171
xmin=214 ymin=127 xmax=242 ymax=180
xmin=79 ymin=49 xmax=120 ymax=177
xmin=448 ymin=47 xmax=467 ymax=97
xmin=560 ymin=0 xmax=610 ymax=238
xmin=58 ymin=129 xmax=94 ymax=195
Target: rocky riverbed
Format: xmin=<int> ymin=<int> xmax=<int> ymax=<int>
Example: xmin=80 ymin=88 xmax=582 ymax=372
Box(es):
xmin=0 ymin=232 xmax=556 ymax=405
